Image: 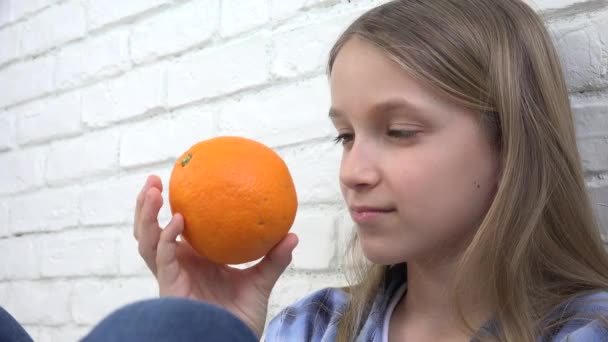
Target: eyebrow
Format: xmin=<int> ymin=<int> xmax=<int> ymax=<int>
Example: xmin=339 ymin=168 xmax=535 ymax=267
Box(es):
xmin=328 ymin=98 xmax=426 ymax=120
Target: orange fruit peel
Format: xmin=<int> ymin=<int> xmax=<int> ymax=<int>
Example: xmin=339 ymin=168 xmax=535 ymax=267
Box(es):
xmin=168 ymin=136 xmax=298 ymax=265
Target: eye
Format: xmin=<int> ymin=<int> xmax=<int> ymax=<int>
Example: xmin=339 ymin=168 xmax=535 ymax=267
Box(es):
xmin=333 ymin=133 xmax=354 ymax=145
xmin=387 ymin=130 xmax=418 ymax=140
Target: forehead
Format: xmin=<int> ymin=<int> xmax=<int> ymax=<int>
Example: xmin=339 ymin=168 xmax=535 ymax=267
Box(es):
xmin=329 ymin=37 xmax=449 ymax=114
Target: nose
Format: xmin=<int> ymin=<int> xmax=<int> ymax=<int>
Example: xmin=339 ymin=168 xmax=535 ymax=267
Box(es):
xmin=339 ymin=140 xmax=381 ymax=191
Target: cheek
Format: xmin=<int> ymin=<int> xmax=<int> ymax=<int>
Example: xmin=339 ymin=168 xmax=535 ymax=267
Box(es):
xmin=393 ymin=145 xmax=498 ymax=236
xmin=338 ymin=158 xmax=347 ymax=195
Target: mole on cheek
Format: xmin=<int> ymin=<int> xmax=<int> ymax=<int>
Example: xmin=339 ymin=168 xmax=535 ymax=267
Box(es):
xmin=473 ymin=181 xmax=481 ymax=189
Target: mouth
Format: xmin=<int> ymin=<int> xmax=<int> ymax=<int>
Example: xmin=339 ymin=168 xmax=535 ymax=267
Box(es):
xmin=349 ymin=206 xmax=396 ymax=224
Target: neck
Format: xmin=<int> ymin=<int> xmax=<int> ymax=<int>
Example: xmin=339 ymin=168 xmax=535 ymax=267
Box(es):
xmin=394 ymin=257 xmax=490 ymax=337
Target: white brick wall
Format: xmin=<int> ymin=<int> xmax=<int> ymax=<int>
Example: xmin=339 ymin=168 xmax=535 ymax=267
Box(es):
xmin=0 ymin=24 xmax=18 ymax=65
xmin=10 ymin=0 xmax=59 ymax=22
xmin=81 ymin=64 xmax=166 ymax=127
xmin=9 ymin=186 xmax=80 ymax=234
xmin=45 ymin=129 xmax=120 ymax=184
xmin=0 ymin=111 xmax=15 ymax=151
xmin=71 ymin=277 xmax=158 ymax=324
xmin=86 ymin=0 xmax=170 ymax=31
xmin=0 ymin=1 xmax=607 ymax=341
xmin=0 ymin=54 xmax=55 ymax=107
xmin=54 ymin=28 xmax=131 ymax=90
xmin=167 ymin=33 xmax=270 ymax=106
xmin=130 ymin=0 xmax=219 ymax=64
xmin=0 ymin=146 xmax=47 ymax=194
xmin=19 ymin=1 xmax=86 ymax=56
xmin=14 ymin=90 xmax=82 ymax=145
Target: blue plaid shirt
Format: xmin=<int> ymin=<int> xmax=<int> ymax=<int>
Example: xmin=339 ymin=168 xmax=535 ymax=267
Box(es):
xmin=266 ymin=265 xmax=608 ymax=341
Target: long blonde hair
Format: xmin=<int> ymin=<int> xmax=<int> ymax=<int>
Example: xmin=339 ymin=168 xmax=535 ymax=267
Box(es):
xmin=328 ymin=1 xmax=608 ymax=341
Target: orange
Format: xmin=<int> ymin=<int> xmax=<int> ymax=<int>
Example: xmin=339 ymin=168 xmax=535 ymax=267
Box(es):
xmin=168 ymin=136 xmax=298 ymax=265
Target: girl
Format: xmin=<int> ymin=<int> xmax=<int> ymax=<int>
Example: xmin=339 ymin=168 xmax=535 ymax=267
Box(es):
xmin=116 ymin=0 xmax=608 ymax=341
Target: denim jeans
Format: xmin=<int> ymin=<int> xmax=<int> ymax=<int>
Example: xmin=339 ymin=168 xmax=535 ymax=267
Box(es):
xmin=0 ymin=306 xmax=33 ymax=342
xmin=1 ymin=298 xmax=259 ymax=342
xmin=82 ymin=298 xmax=259 ymax=342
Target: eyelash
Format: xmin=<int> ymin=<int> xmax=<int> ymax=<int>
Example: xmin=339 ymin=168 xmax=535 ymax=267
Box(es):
xmin=332 ymin=130 xmax=418 ymax=145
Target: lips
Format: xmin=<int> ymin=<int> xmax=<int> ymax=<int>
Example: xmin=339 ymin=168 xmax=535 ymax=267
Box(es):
xmin=349 ymin=205 xmax=396 ymax=224
xmin=350 ymin=205 xmax=395 ymax=213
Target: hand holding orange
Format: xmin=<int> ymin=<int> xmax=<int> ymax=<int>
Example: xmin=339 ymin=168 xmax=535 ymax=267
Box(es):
xmin=168 ymin=136 xmax=298 ymax=265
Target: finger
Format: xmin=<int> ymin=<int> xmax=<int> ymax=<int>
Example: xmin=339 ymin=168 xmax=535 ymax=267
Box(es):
xmin=137 ymin=187 xmax=164 ymax=274
xmin=134 ymin=175 xmax=163 ymax=239
xmin=251 ymin=233 xmax=299 ymax=292
xmin=156 ymin=214 xmax=184 ymax=286
xmin=133 ymin=177 xmax=150 ymax=240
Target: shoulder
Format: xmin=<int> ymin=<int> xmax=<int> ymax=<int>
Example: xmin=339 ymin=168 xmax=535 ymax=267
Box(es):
xmin=264 ymin=287 xmax=349 ymax=342
xmin=548 ymin=291 xmax=608 ymax=342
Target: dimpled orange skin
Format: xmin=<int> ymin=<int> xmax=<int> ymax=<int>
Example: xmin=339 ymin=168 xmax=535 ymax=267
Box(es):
xmin=168 ymin=136 xmax=298 ymax=265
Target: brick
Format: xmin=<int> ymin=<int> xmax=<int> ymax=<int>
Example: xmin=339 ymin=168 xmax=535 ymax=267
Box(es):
xmin=80 ymin=175 xmax=142 ymax=226
xmin=118 ymin=228 xmax=152 ymax=275
xmin=594 ymin=13 xmax=608 ymax=79
xmin=578 ymin=137 xmax=608 ymax=173
xmin=38 ymin=229 xmax=120 ymax=277
xmin=10 ymin=186 xmax=80 ymax=234
xmin=288 ymin=206 xmax=338 ymax=270
xmin=82 ymin=64 xmax=165 ymax=128
xmin=87 ymin=0 xmax=170 ymax=31
xmin=0 ymin=146 xmax=47 ymax=195
xmin=55 ymin=29 xmax=130 ymax=90
xmin=45 ymin=130 xmax=119 ymax=184
xmin=270 ymin=0 xmax=340 ymax=21
xmin=72 ymin=277 xmax=158 ymax=324
xmin=0 ymin=282 xmax=10 ymax=305
xmin=523 ymin=0 xmax=588 ymax=11
xmin=218 ymin=76 xmax=333 ymax=147
xmin=279 ymin=140 xmax=342 ymax=203
xmin=0 ymin=200 xmax=8 ymax=237
xmin=11 ymin=0 xmax=58 ymax=22
xmin=0 ymin=236 xmax=39 ymax=280
xmin=120 ymin=106 xmax=216 ymax=168
xmin=0 ymin=55 xmax=54 ymax=107
xmin=167 ymin=34 xmax=270 ymax=106
xmin=0 ymin=1 xmax=10 ymax=26
xmin=130 ymin=0 xmax=219 ymax=64
xmin=266 ymin=272 xmax=347 ymax=321
xmin=38 ymin=326 xmax=90 ymax=342
xmin=15 ymin=90 xmax=81 ymax=145
xmin=221 ymin=0 xmax=269 ymax=38
xmin=589 ymin=185 xmax=608 ymax=237
xmin=20 ymin=1 xmax=86 ymax=56
xmin=3 ymin=280 xmax=71 ymax=325
xmin=271 ymin=11 xmax=360 ymax=78
xmin=0 ymin=25 xmax=18 ymax=65
xmin=552 ymin=15 xmax=606 ymax=92
xmin=572 ymin=96 xmax=608 ymax=137
xmin=0 ymin=111 xmax=15 ymax=151
xmin=80 ymin=167 xmax=172 ymax=226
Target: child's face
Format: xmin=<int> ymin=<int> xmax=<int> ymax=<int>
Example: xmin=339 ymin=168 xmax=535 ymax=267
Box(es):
xmin=330 ymin=38 xmax=500 ymax=265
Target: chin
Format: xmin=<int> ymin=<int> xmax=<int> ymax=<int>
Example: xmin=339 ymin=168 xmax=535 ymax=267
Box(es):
xmin=358 ymin=233 xmax=436 ymax=265
xmin=360 ymin=243 xmax=409 ymax=265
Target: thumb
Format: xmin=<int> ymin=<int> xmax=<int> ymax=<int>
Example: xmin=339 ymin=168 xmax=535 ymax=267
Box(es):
xmin=252 ymin=233 xmax=298 ymax=290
